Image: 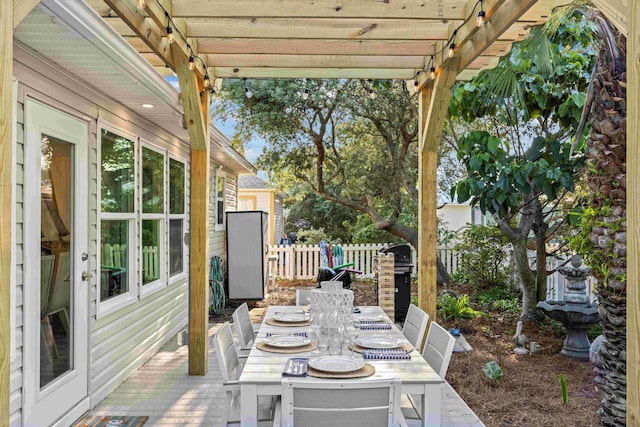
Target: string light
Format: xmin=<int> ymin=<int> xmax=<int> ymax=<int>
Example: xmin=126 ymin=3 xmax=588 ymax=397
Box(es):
xmin=477 ymin=0 xmax=486 ymax=27
xmin=430 ymin=65 xmax=437 ymax=80
xmin=203 ymin=72 xmax=211 ymax=88
xmin=188 ymin=53 xmax=195 ymax=71
xmin=166 ymin=25 xmax=174 ymax=43
xmin=368 ymin=80 xmax=377 ymax=99
xmin=448 ymin=29 xmax=457 ymax=58
xmin=136 ymin=0 xmax=146 ymax=9
xmin=244 ymin=78 xmax=253 ymax=98
xmin=302 ymin=87 xmax=309 ymax=100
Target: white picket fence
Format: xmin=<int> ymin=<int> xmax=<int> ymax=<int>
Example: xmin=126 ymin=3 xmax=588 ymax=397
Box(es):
xmin=268 ymin=243 xmax=597 ymax=303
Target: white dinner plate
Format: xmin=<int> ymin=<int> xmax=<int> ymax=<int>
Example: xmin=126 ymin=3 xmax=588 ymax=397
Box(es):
xmin=357 ymin=315 xmax=387 ymax=322
xmin=273 ymin=312 xmax=310 ymax=323
xmin=308 ymin=356 xmax=365 ymax=373
xmin=262 ymin=335 xmax=311 ymax=348
xmin=355 ymin=336 xmax=403 ymax=349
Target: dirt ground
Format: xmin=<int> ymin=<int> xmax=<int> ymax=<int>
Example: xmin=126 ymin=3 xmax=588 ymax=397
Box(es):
xmin=220 ymin=279 xmax=603 ymax=427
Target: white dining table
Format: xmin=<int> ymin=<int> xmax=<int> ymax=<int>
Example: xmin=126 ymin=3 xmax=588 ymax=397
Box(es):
xmin=238 ymin=305 xmax=444 ymax=426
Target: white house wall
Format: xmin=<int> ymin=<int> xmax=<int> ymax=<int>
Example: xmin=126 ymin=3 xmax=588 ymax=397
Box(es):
xmin=208 ymin=164 xmax=238 ymax=266
xmin=11 ymin=46 xmax=193 ymax=423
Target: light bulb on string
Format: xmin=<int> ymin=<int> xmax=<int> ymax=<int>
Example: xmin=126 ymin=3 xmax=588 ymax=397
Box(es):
xmin=203 ymin=72 xmax=211 ymax=89
xmin=166 ymin=25 xmax=174 ymax=44
xmin=302 ymin=87 xmax=309 ymax=100
xmin=136 ymin=0 xmax=146 ymax=9
xmin=367 ymin=79 xmax=376 ymax=99
xmin=430 ymin=66 xmax=436 ymax=80
xmin=448 ymin=41 xmax=456 ymax=58
xmin=244 ymin=78 xmax=253 ymax=99
xmin=188 ymin=53 xmax=195 ymax=71
xmin=477 ymin=10 xmax=486 ymax=27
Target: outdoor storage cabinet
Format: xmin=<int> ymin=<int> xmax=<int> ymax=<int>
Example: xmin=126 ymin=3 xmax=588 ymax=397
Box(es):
xmin=226 ymin=211 xmax=270 ymax=300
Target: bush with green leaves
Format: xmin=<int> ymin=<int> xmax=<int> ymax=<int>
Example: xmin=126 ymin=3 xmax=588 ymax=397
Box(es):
xmin=437 ymin=294 xmax=481 ymax=322
xmin=453 ymin=225 xmax=512 ymax=288
xmin=295 ymin=228 xmax=329 ymax=246
xmin=474 ymin=286 xmax=521 ymax=315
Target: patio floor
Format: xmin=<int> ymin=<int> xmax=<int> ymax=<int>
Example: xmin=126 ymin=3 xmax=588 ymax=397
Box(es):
xmin=86 ymin=321 xmax=484 ymax=427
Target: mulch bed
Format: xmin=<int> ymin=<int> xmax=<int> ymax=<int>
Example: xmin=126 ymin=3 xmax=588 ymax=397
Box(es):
xmin=220 ymin=279 xmax=603 ymax=427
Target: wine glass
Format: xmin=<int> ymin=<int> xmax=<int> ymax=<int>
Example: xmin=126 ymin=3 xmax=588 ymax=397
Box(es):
xmin=345 ymin=322 xmax=360 ymax=357
xmin=308 ymin=324 xmax=322 ymax=355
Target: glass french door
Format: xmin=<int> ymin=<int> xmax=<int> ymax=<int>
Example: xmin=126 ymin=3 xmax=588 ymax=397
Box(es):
xmin=24 ymin=99 xmax=89 ymax=426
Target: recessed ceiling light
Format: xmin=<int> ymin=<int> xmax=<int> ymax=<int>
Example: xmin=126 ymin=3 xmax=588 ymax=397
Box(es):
xmin=142 ymin=103 xmax=154 ymax=109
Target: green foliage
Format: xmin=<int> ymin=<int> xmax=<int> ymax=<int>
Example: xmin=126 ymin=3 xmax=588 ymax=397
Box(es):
xmin=295 ymin=228 xmax=329 ymax=246
xmin=569 ymin=202 xmax=625 ymax=286
xmin=588 ymin=323 xmax=603 ymax=341
xmin=560 ymin=374 xmax=568 ymax=405
xmin=348 ymin=215 xmax=404 ymax=244
xmin=285 ymin=191 xmax=357 ymax=242
xmin=453 ymin=225 xmax=512 ymax=288
xmin=482 ymin=361 xmax=504 ymax=382
xmin=437 ymin=294 xmax=481 ymax=322
xmin=475 ymin=286 xmax=521 ymax=315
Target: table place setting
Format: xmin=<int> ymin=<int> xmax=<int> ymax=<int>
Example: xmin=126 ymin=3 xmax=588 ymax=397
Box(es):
xmin=281 ymin=355 xmax=375 ymax=379
xmin=265 ymin=332 xmax=308 ymax=338
xmin=265 ymin=311 xmax=311 ymax=327
xmin=355 ymin=321 xmax=393 ymax=330
xmin=256 ymin=334 xmax=317 ymax=354
xmin=361 ymin=348 xmax=412 ymax=360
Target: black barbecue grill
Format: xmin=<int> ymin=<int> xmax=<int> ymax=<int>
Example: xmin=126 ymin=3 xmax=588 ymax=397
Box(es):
xmin=380 ymin=244 xmax=414 ymax=322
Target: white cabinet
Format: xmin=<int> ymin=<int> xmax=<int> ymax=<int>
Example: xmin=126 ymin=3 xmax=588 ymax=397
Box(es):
xmin=226 ymin=211 xmax=269 ymax=300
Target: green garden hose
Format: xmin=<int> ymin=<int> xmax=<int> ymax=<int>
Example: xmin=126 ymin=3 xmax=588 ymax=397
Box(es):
xmin=209 ymin=256 xmax=225 ymax=314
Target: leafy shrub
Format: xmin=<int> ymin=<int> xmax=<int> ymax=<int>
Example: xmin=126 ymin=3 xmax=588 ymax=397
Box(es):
xmin=474 ymin=286 xmax=521 ymax=314
xmin=295 ymin=228 xmax=329 ymax=245
xmin=453 ymin=225 xmax=512 ymax=288
xmin=437 ymin=294 xmax=481 ymax=322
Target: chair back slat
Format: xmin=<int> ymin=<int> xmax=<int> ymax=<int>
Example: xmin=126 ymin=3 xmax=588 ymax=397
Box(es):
xmin=281 ymin=379 xmax=401 ymax=427
xmin=232 ymin=302 xmax=255 ymax=348
xmin=422 ymin=321 xmax=456 ymax=378
xmin=214 ymin=322 xmax=241 ymax=382
xmin=402 ymin=304 xmax=429 ymax=350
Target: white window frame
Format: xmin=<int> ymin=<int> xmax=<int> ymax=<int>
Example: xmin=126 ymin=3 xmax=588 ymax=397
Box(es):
xmin=97 ymin=123 xmax=138 ymax=317
xmin=168 ymin=155 xmax=188 ymax=284
xmin=214 ymin=168 xmax=226 ymax=232
xmin=139 ymin=141 xmax=167 ymax=298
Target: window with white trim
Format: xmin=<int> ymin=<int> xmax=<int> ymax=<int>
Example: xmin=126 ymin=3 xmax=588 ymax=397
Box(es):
xmin=99 ymin=126 xmax=187 ymax=310
xmin=214 ymin=170 xmax=226 ymax=231
xmin=99 ymin=129 xmax=135 ymax=302
xmin=141 ymin=144 xmax=165 ymax=288
xmin=169 ymin=158 xmax=186 ymax=277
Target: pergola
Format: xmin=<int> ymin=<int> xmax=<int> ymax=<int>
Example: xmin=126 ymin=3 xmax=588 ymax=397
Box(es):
xmin=1 ymin=0 xmax=637 ymax=425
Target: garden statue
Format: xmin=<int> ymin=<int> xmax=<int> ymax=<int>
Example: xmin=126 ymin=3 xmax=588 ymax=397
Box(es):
xmin=589 ymin=335 xmax=607 ymax=384
xmin=537 ymin=255 xmax=599 ymax=360
xmin=513 ymin=320 xmax=529 ymax=355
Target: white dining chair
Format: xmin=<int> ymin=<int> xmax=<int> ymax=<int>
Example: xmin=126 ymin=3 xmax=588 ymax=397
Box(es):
xmin=402 ymin=304 xmax=429 ymax=351
xmin=232 ymin=302 xmax=256 ymax=352
xmin=213 ymin=322 xmax=275 ymax=426
xmin=275 ymin=378 xmax=406 ymax=427
xmin=422 ymin=321 xmax=456 ymax=379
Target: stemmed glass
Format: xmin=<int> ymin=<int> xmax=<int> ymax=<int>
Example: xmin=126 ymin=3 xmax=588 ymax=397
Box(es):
xmin=308 ymin=323 xmax=322 ymax=356
xmin=344 ymin=321 xmax=360 ymax=357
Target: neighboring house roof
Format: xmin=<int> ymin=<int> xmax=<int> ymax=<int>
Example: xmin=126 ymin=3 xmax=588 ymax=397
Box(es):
xmin=239 ymin=175 xmax=288 ymax=198
xmin=13 ymin=0 xmax=255 ymax=175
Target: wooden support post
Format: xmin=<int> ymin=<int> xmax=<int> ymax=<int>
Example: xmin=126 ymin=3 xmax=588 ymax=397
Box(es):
xmin=1 ymin=0 xmax=12 ymax=423
xmin=628 ymin=3 xmax=639 ymax=425
xmin=417 ymin=57 xmax=460 ymax=322
xmin=13 ymin=0 xmax=41 ymax=29
xmin=172 ymin=44 xmax=210 ymax=376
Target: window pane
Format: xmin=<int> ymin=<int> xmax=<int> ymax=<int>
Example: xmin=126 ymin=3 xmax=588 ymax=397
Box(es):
xmin=101 ymin=130 xmax=134 ymax=213
xmin=169 ymin=159 xmax=185 ymax=214
xmin=169 ymin=219 xmax=183 ymax=276
xmin=142 ymin=219 xmax=161 ymax=284
xmin=100 ymin=220 xmax=129 ymax=301
xmin=142 ymin=147 xmax=164 ymax=213
xmin=216 ymin=176 xmax=225 ymax=225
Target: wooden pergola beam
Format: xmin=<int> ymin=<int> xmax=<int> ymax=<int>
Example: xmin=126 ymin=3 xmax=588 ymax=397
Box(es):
xmin=1 ymin=1 xmax=12 ymax=424
xmin=412 ymin=0 xmax=538 ymax=91
xmin=172 ymin=43 xmax=211 ymax=376
xmin=212 ymin=67 xmax=415 ymax=79
xmin=592 ymin=0 xmax=627 ymax=37
xmin=417 ymin=56 xmax=460 ymax=322
xmin=103 ymin=0 xmax=207 ymax=79
xmin=628 ymin=1 xmax=639 ymax=424
xmin=13 ymin=0 xmax=40 ymax=28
